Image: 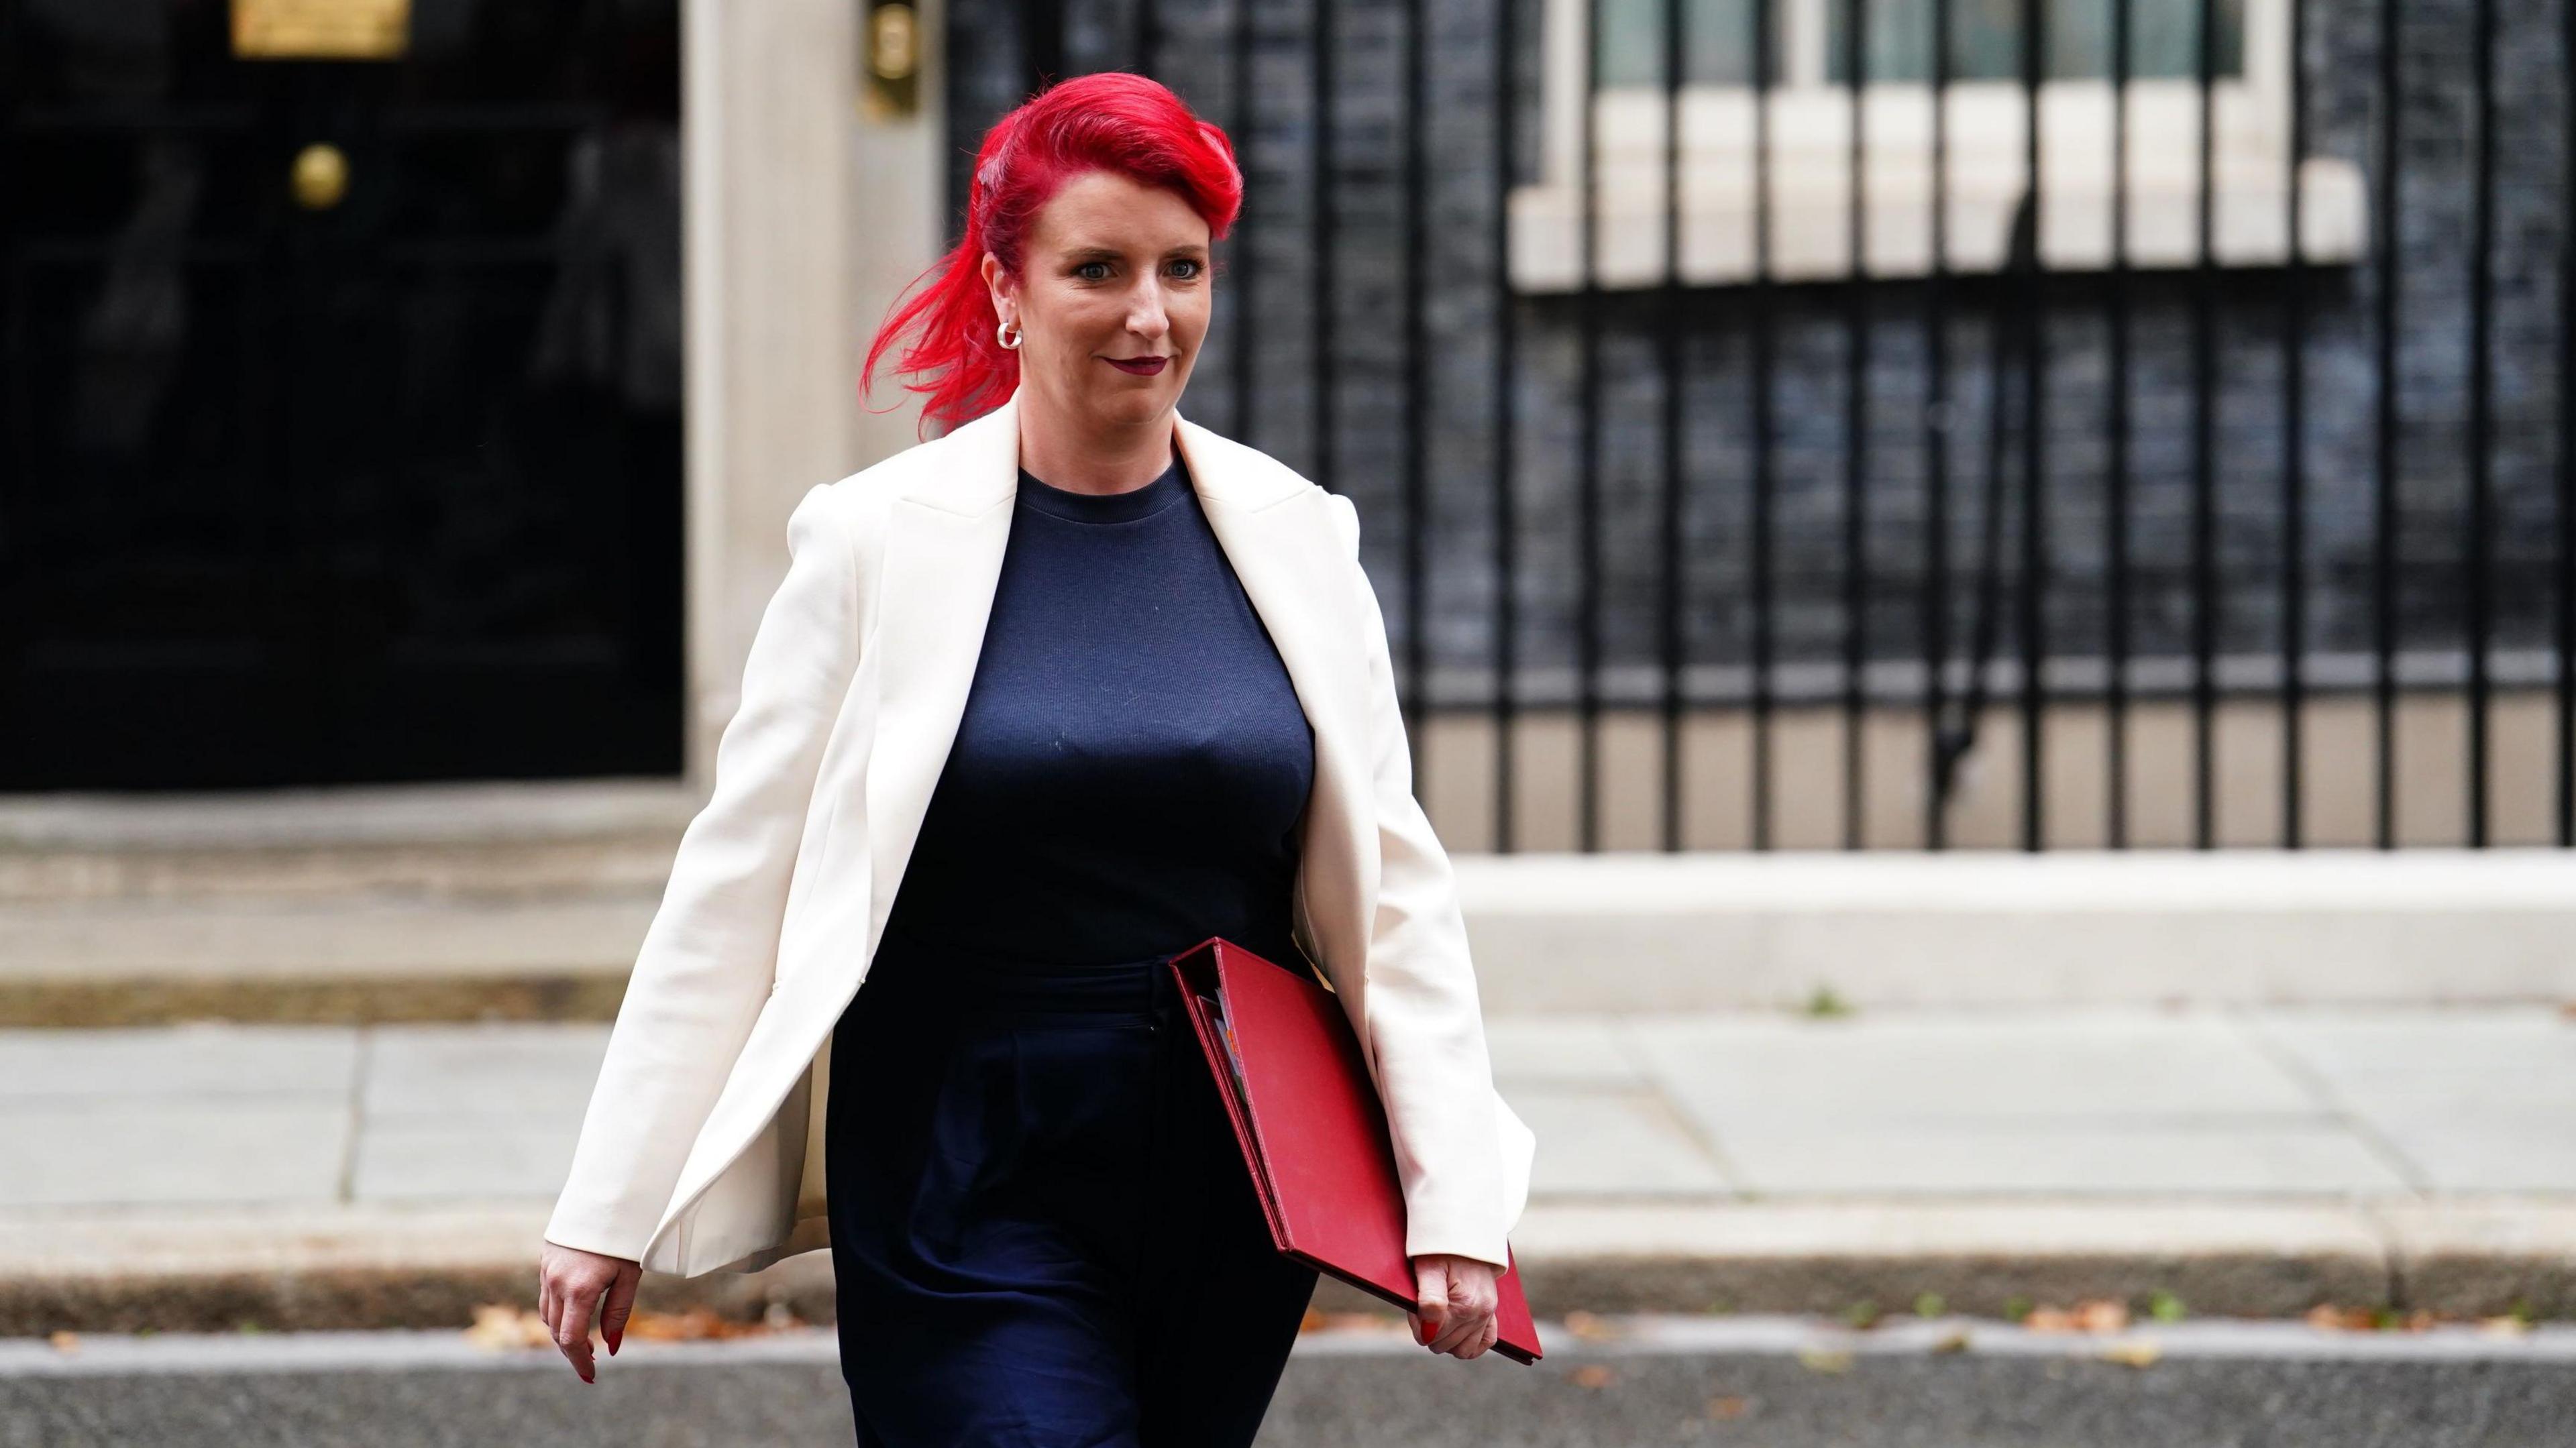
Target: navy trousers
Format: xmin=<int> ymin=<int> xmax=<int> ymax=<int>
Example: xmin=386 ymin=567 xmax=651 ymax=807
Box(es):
xmin=825 ymin=932 xmax=1321 ymax=1447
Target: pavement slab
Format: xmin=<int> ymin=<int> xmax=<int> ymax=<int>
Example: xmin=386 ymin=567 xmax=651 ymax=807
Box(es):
xmin=1627 ymin=1012 xmax=2328 ymax=1123
xmin=360 ymin=1024 xmax=612 ymax=1119
xmin=1703 ymin=1121 xmax=2414 ymax=1196
xmin=0 ymin=1103 xmax=352 ymax=1210
xmin=0 ymin=1025 xmax=359 ymax=1101
xmin=1505 ymin=1089 xmax=1734 ymax=1196
xmin=3 ymin=1009 xmax=2573 ymax=1331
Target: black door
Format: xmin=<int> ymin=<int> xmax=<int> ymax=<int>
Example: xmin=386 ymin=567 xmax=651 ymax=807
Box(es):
xmin=0 ymin=0 xmax=684 ymax=790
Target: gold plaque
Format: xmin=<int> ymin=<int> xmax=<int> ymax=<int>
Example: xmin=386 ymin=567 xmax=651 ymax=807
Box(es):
xmin=861 ymin=0 xmax=919 ymax=119
xmin=870 ymin=5 xmax=917 ymax=82
xmin=233 ymin=0 xmax=411 ymax=60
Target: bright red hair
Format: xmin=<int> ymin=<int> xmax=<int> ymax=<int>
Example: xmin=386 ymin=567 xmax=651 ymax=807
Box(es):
xmin=862 ymin=72 xmax=1244 ymax=439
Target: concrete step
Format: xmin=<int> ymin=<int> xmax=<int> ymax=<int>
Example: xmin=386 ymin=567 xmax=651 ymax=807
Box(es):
xmin=6 ymin=1316 xmax=2571 ymax=1447
xmin=1458 ymin=849 xmax=2576 ymax=1011
xmin=0 ymin=783 xmax=680 ymax=1024
xmin=0 ymin=781 xmax=690 ymax=904
xmin=8 ymin=1201 xmax=2572 ymax=1339
xmin=12 ymin=787 xmax=2576 ymax=1025
xmin=0 ymin=897 xmax=655 ymax=1025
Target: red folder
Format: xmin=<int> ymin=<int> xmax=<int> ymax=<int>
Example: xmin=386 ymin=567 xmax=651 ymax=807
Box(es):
xmin=1167 ymin=936 xmax=1542 ymax=1366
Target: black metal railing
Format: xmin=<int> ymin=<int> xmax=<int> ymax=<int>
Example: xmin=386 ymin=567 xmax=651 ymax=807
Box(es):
xmin=963 ymin=0 xmax=2571 ymax=851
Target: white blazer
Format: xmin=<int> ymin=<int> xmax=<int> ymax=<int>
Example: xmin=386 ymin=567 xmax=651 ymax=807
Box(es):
xmin=542 ymin=385 xmax=1536 ymax=1278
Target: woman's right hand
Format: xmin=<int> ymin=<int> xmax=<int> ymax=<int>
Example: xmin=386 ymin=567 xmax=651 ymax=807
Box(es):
xmin=537 ymin=1241 xmax=642 ymax=1383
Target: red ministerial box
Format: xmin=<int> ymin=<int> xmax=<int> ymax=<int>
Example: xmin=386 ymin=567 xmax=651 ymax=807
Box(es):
xmin=1167 ymin=936 xmax=1542 ymax=1366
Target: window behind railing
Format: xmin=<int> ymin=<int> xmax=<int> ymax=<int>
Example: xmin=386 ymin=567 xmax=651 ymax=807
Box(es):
xmin=945 ymin=0 xmax=2571 ymax=852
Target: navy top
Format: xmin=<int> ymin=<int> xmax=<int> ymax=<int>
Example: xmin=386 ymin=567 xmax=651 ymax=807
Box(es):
xmin=874 ymin=447 xmax=1318 ymax=969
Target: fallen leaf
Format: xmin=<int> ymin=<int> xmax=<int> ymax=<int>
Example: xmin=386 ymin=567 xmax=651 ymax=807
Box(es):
xmin=47 ymin=1331 xmax=78 ymax=1355
xmin=1929 ymin=1329 xmax=1972 ymax=1354
xmin=464 ymin=1304 xmax=553 ymax=1351
xmin=1796 ymin=1346 xmax=1854 ymax=1375
xmin=2479 ymin=1315 xmax=2533 ymax=1338
xmin=1705 ymin=1394 xmax=1750 ymax=1420
xmin=2098 ymin=1339 xmax=2162 ymax=1368
xmin=1562 ymin=1310 xmax=1619 ymax=1341
xmin=1570 ymin=1364 xmax=1617 ymax=1388
xmin=2075 ymin=1299 xmax=2130 ymax=1333
xmin=2022 ymin=1307 xmax=2079 ymax=1334
xmin=625 ymin=1306 xmax=775 ymax=1341
xmin=1297 ymin=1305 xmax=1329 ymax=1333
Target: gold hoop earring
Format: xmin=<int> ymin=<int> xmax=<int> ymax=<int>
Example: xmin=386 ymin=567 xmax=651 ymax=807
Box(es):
xmin=996 ymin=318 xmax=1023 ymax=351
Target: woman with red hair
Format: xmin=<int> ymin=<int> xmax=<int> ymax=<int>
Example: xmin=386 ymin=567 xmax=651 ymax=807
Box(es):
xmin=537 ymin=70 xmax=1529 ymax=1444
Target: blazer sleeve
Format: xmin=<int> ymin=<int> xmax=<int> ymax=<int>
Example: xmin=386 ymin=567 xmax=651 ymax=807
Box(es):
xmin=543 ymin=481 xmax=862 ymax=1264
xmin=1326 ymin=490 xmax=1535 ymax=1270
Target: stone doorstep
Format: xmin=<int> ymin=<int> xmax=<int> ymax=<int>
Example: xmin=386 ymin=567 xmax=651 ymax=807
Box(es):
xmin=0 ymin=895 xmax=655 ymax=1027
xmin=0 ymin=779 xmax=696 ymax=905
xmin=3 ymin=1201 xmax=2571 ymax=1338
xmin=0 ymin=779 xmax=698 ymax=853
xmin=16 ymin=850 xmax=2576 ymax=1028
xmin=0 ymin=974 xmax=633 ymax=1029
xmin=15 ymin=850 xmax=2576 ymax=1030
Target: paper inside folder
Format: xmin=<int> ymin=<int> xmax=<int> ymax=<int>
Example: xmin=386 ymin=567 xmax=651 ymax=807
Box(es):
xmin=1197 ymin=987 xmax=1275 ymax=1201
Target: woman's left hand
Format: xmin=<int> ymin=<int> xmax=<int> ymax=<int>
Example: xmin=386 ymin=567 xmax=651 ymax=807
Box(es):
xmin=1407 ymin=1253 xmax=1501 ymax=1359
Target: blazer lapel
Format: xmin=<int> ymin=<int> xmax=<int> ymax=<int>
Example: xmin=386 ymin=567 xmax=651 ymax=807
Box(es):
xmin=859 ymin=396 xmax=1021 ymax=969
xmin=1172 ymin=414 xmax=1379 ymax=1007
xmin=852 ymin=386 xmax=1381 ymax=1015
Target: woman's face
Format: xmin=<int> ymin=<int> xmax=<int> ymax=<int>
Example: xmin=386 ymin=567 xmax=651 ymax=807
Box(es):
xmin=983 ymin=170 xmax=1212 ymax=435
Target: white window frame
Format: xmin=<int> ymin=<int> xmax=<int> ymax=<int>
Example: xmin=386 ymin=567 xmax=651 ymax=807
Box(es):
xmin=1510 ymin=0 xmax=2368 ymax=291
